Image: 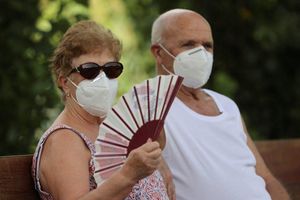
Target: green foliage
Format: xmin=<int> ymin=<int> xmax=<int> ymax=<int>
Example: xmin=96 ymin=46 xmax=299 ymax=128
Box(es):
xmin=0 ymin=0 xmax=89 ymax=155
xmin=89 ymin=0 xmax=155 ymax=95
xmin=124 ymin=0 xmax=300 ymax=139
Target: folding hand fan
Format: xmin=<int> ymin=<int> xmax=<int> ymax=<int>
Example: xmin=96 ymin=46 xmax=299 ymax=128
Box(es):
xmin=93 ymin=74 xmax=183 ymax=184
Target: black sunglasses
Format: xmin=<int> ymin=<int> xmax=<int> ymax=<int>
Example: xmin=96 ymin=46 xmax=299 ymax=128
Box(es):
xmin=67 ymin=61 xmax=123 ymax=79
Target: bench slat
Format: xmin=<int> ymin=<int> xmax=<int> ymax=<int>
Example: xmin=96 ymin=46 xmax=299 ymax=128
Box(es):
xmin=0 ymin=155 xmax=39 ymax=200
xmin=256 ymin=139 xmax=300 ymax=199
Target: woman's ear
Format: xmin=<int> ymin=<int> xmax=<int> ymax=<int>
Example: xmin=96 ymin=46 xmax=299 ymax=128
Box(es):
xmin=58 ymin=74 xmax=70 ymax=95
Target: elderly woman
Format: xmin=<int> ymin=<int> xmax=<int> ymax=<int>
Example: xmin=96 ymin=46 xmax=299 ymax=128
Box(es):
xmin=32 ymin=20 xmax=169 ymax=200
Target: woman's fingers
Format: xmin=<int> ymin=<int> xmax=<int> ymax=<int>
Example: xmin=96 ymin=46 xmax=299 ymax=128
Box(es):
xmin=147 ymin=147 xmax=162 ymax=159
xmin=141 ymin=140 xmax=160 ymax=152
xmin=122 ymin=139 xmax=163 ymax=181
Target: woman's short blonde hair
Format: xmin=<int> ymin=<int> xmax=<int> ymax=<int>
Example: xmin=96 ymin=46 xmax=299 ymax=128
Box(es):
xmin=50 ymin=20 xmax=122 ymax=93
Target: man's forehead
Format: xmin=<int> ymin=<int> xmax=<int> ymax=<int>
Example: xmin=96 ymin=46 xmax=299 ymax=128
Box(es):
xmin=166 ymin=16 xmax=211 ymax=35
xmin=165 ymin=28 xmax=213 ymax=42
xmin=159 ymin=12 xmax=213 ymax=44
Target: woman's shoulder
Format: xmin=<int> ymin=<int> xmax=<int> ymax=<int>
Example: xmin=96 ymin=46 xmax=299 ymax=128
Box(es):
xmin=32 ymin=124 xmax=94 ymax=180
xmin=32 ymin=125 xmax=94 ymax=199
xmin=45 ymin=127 xmax=90 ymax=152
xmin=39 ymin=124 xmax=93 ymax=151
xmin=39 ymin=125 xmax=92 ymax=162
xmin=34 ymin=126 xmax=96 ymax=199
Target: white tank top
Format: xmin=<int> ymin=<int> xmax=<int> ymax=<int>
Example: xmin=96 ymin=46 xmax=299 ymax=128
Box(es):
xmin=163 ymin=89 xmax=271 ymax=200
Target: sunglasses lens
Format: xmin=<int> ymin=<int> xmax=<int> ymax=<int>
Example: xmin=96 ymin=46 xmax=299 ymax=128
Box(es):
xmin=80 ymin=63 xmax=100 ymax=79
xmin=76 ymin=62 xmax=123 ymax=79
xmin=103 ymin=62 xmax=123 ymax=79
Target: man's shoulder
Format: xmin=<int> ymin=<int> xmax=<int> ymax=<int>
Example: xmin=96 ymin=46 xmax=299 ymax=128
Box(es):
xmin=203 ymin=88 xmax=236 ymax=104
xmin=203 ymin=88 xmax=240 ymax=114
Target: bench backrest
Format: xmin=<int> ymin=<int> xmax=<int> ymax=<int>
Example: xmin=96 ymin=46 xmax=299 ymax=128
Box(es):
xmin=255 ymin=139 xmax=300 ymax=200
xmin=0 ymin=154 xmax=39 ymax=200
xmin=0 ymin=139 xmax=299 ymax=199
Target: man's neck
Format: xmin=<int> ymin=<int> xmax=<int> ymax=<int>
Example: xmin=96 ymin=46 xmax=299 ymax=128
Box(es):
xmin=177 ymin=86 xmax=222 ymax=116
xmin=177 ymin=85 xmax=204 ymax=101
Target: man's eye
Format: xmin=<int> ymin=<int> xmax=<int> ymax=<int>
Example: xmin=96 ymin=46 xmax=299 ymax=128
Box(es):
xmin=182 ymin=42 xmax=195 ymax=47
xmin=203 ymin=43 xmax=213 ymax=49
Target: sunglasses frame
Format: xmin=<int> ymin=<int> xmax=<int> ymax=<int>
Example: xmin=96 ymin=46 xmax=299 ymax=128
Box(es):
xmin=67 ymin=61 xmax=123 ymax=79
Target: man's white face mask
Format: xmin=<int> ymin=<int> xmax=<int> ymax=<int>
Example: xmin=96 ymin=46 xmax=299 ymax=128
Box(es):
xmin=159 ymin=43 xmax=213 ymax=89
xmin=68 ymin=72 xmax=118 ymax=118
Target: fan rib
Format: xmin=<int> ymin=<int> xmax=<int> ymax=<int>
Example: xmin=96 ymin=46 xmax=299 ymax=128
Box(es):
xmin=154 ymin=76 xmax=183 ymax=139
xmin=112 ymin=108 xmax=135 ymax=135
xmin=161 ymin=76 xmax=183 ymax=121
xmin=147 ymin=80 xmax=150 ymax=121
xmin=97 ymin=138 xmax=128 ymax=149
xmin=95 ymin=162 xmax=124 ymax=173
xmin=154 ymin=76 xmax=162 ymax=119
xmin=133 ymin=86 xmax=145 ymax=124
xmin=121 ymin=96 xmax=140 ymax=129
xmin=102 ymin=122 xmax=130 ymax=141
xmin=94 ymin=153 xmax=126 ymax=158
xmin=159 ymin=76 xmax=174 ymax=120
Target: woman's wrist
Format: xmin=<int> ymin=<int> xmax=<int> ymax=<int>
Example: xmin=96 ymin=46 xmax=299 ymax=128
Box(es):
xmin=117 ymin=166 xmax=138 ymax=187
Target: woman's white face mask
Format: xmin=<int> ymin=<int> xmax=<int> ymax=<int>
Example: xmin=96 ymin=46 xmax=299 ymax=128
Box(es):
xmin=68 ymin=72 xmax=118 ymax=118
xmin=159 ymin=44 xmax=213 ymax=89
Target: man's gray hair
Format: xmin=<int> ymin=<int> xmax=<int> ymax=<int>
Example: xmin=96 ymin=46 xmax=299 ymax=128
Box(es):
xmin=151 ymin=15 xmax=166 ymax=44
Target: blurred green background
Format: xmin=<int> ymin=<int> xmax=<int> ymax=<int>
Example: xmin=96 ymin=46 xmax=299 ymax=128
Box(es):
xmin=0 ymin=0 xmax=299 ymax=156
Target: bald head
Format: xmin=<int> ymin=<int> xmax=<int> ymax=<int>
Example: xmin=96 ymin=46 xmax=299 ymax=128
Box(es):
xmin=151 ymin=9 xmax=211 ymax=44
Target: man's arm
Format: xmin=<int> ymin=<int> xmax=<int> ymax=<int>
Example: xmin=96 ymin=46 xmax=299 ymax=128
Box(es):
xmin=241 ymin=118 xmax=290 ymax=200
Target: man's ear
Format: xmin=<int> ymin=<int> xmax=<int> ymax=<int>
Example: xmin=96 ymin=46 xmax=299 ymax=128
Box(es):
xmin=151 ymin=44 xmax=162 ymax=64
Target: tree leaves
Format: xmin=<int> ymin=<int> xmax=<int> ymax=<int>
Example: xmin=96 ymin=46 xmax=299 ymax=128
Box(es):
xmin=0 ymin=0 xmax=88 ymax=155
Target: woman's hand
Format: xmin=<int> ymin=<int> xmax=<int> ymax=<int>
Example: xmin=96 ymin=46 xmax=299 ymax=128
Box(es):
xmin=120 ymin=139 xmax=162 ymax=183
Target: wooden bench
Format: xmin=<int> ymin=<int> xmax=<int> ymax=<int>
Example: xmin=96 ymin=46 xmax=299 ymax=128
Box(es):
xmin=255 ymin=139 xmax=300 ymax=200
xmin=0 ymin=154 xmax=39 ymax=200
xmin=0 ymin=139 xmax=300 ymax=200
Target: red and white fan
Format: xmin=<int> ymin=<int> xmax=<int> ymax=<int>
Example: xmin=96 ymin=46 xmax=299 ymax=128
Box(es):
xmin=93 ymin=74 xmax=183 ymax=185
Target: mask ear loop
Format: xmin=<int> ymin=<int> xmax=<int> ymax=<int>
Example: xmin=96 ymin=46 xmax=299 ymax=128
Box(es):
xmin=158 ymin=43 xmax=177 ymax=75
xmin=158 ymin=43 xmax=176 ymax=59
xmin=161 ymin=64 xmax=175 ymax=75
xmin=66 ymin=77 xmax=84 ymax=106
xmin=67 ymin=77 xmax=78 ymax=88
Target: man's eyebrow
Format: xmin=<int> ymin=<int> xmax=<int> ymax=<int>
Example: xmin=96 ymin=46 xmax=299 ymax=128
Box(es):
xmin=178 ymin=39 xmax=213 ymax=47
xmin=178 ymin=39 xmax=197 ymax=45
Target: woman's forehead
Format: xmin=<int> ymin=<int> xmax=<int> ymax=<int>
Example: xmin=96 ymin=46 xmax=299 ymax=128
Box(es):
xmin=71 ymin=50 xmax=115 ymax=66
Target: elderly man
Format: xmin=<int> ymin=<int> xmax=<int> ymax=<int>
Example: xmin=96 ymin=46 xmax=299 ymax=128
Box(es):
xmin=151 ymin=9 xmax=290 ymax=200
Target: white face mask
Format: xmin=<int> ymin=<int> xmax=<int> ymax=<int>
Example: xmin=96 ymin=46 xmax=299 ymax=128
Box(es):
xmin=68 ymin=72 xmax=118 ymax=118
xmin=159 ymin=44 xmax=213 ymax=88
